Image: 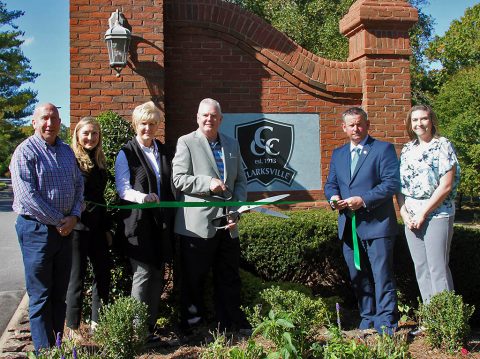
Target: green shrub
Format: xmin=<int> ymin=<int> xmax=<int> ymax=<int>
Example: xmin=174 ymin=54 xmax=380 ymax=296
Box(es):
xmin=418 ymin=290 xmax=475 ymax=353
xmin=449 ymin=225 xmax=480 ymax=322
xmin=240 ymin=209 xmax=480 ymax=325
xmin=239 ymin=210 xmax=352 ymax=301
xmin=201 ymin=332 xmax=266 ymax=359
xmin=312 ymin=327 xmax=373 ymax=358
xmin=240 ymin=269 xmax=311 ymax=310
xmin=312 ymin=327 xmax=411 ymax=359
xmin=250 ymin=286 xmax=333 ymax=357
xmin=96 ymin=110 xmax=134 ymax=181
xmin=93 ymin=296 xmax=148 ymax=359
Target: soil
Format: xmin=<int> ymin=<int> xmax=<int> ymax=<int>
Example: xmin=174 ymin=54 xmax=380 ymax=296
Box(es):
xmin=71 ymin=320 xmax=480 ymax=358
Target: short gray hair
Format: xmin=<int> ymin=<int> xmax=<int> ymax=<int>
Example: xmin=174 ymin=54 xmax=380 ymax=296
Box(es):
xmin=198 ymin=98 xmax=222 ymax=115
xmin=342 ymin=107 xmax=368 ymax=122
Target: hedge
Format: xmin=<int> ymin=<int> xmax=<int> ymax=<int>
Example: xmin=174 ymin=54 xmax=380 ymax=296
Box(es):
xmin=239 ymin=209 xmax=480 ymax=323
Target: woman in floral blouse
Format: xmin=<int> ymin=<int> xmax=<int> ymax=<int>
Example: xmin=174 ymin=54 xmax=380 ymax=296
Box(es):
xmin=397 ymin=105 xmax=460 ymax=305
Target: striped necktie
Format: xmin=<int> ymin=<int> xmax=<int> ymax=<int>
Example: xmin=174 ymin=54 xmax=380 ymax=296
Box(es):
xmin=350 ymin=147 xmax=360 ymax=176
xmin=210 ymin=141 xmax=224 ymax=180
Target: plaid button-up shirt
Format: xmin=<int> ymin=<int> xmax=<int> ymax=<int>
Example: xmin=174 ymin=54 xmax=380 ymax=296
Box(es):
xmin=10 ymin=134 xmax=84 ymax=226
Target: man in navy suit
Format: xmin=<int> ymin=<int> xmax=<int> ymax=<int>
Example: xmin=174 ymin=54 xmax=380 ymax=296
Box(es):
xmin=324 ymin=107 xmax=400 ymax=335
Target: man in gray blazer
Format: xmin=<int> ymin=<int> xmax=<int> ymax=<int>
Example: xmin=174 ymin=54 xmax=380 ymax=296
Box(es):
xmin=172 ymin=98 xmax=248 ymax=334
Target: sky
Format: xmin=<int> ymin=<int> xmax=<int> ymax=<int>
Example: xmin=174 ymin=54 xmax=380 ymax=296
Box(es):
xmin=7 ymin=0 xmax=480 ymax=126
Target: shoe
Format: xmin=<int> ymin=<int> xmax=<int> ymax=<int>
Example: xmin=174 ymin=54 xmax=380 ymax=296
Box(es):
xmin=146 ymin=332 xmax=161 ymax=343
xmin=90 ymin=320 xmax=98 ymax=334
xmin=409 ymin=326 xmax=426 ymax=337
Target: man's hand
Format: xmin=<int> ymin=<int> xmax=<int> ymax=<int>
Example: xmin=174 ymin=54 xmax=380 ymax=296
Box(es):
xmin=344 ymin=196 xmax=364 ymax=211
xmin=57 ymin=216 xmax=78 ymax=237
xmin=226 ymin=211 xmax=239 ymax=230
xmin=210 ymin=178 xmax=227 ymax=194
xmin=330 ymin=195 xmax=347 ymax=210
xmin=143 ymin=193 xmax=159 ymax=203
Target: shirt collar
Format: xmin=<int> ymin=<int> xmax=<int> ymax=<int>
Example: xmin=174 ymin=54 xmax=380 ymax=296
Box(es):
xmin=350 ymin=135 xmax=369 ymax=152
xmin=136 ymin=137 xmax=157 ymax=153
xmin=33 ymin=133 xmax=60 ymax=148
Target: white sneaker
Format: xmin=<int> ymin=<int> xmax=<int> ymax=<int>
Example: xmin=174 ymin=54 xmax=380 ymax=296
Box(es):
xmin=90 ymin=320 xmax=98 ymax=333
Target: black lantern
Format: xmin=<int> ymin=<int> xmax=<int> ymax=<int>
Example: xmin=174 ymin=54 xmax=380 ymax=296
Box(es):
xmin=105 ymin=10 xmax=131 ymax=76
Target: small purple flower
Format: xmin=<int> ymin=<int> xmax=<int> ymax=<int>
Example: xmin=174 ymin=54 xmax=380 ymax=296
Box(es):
xmin=336 ymin=302 xmax=342 ymax=331
xmin=73 ymin=347 xmax=78 ymax=359
xmin=56 ymin=332 xmax=62 ymax=348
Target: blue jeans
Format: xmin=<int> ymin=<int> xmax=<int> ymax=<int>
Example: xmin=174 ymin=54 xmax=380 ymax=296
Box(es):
xmin=15 ymin=215 xmax=72 ymax=352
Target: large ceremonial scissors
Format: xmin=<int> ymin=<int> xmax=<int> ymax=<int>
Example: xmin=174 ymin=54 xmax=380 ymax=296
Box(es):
xmin=211 ymin=194 xmax=290 ymax=229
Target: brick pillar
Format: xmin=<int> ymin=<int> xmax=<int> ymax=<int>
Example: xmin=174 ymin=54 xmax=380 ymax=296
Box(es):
xmin=340 ymin=0 xmax=418 ymax=147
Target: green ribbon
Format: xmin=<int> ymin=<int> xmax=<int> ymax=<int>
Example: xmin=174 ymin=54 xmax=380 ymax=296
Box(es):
xmin=87 ymin=200 xmax=305 ymax=210
xmin=352 ymin=211 xmax=361 ymax=271
xmin=89 ymin=199 xmax=362 ymax=270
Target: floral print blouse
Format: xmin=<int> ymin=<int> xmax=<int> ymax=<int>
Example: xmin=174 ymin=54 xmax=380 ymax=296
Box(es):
xmin=399 ymin=136 xmax=461 ymax=218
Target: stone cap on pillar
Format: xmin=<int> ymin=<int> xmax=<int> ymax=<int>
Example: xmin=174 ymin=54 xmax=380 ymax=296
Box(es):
xmin=340 ymin=0 xmax=418 ymax=61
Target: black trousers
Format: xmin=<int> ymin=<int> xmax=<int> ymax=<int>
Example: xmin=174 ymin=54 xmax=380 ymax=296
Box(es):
xmin=179 ymin=231 xmax=248 ymax=330
xmin=66 ymin=229 xmax=111 ymax=328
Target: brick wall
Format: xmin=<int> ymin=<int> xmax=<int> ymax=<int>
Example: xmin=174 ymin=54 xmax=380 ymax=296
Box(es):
xmin=70 ymin=0 xmax=418 ymax=203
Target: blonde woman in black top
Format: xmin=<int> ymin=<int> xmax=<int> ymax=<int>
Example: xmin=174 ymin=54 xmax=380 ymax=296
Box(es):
xmin=66 ymin=117 xmax=112 ymax=340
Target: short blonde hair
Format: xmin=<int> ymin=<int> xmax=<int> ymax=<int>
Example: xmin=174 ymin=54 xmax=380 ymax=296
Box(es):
xmin=132 ymin=101 xmax=161 ymax=130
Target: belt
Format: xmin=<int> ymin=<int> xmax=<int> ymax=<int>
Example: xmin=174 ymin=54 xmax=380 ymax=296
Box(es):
xmin=20 ymin=215 xmax=53 ymax=228
xmin=21 ymin=214 xmax=37 ymax=221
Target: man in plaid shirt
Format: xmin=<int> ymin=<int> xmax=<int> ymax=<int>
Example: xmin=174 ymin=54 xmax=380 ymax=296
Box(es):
xmin=10 ymin=103 xmax=83 ymax=352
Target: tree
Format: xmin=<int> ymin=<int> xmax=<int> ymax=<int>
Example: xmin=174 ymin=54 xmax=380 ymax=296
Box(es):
xmin=426 ymin=4 xmax=480 ymax=198
xmin=426 ymin=4 xmax=480 ymax=77
xmin=433 ymin=66 xmax=480 ymax=198
xmin=0 ymin=0 xmax=38 ymax=123
xmin=226 ymin=0 xmax=353 ymax=60
xmin=226 ymin=0 xmax=434 ymax=103
xmin=408 ymin=0 xmax=436 ymax=105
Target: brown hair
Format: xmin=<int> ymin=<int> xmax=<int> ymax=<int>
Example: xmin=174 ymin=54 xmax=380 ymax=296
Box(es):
xmin=342 ymin=107 xmax=368 ymax=122
xmin=71 ymin=117 xmax=106 ymax=172
xmin=405 ymin=105 xmax=440 ymax=140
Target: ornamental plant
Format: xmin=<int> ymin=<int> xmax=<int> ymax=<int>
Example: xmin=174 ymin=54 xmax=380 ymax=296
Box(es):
xmin=93 ymin=296 xmax=149 ymax=359
xmin=418 ymin=290 xmax=475 ymax=353
xmin=249 ymin=286 xmax=333 ymax=358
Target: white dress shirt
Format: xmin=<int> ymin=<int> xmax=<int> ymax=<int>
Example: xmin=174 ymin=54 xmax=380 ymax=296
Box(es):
xmin=115 ymin=137 xmax=161 ymax=203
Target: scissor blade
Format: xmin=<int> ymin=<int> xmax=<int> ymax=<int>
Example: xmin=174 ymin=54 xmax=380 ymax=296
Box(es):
xmin=250 ymin=207 xmax=289 ymax=219
xmin=237 ymin=194 xmax=290 ymax=213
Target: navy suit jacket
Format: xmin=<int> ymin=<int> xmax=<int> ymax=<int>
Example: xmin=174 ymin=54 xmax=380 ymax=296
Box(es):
xmin=324 ymin=136 xmax=399 ymax=240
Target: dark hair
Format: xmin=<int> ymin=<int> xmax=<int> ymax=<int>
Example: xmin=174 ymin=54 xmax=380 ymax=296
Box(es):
xmin=405 ymin=105 xmax=439 ymax=140
xmin=342 ymin=107 xmax=368 ymax=122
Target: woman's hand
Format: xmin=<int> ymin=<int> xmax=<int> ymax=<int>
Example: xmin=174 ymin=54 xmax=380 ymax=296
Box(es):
xmin=411 ymin=212 xmax=427 ymax=230
xmin=400 ymin=206 xmax=415 ymax=230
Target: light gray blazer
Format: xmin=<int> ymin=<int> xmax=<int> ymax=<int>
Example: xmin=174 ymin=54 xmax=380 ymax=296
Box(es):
xmin=172 ymin=129 xmax=247 ymax=238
